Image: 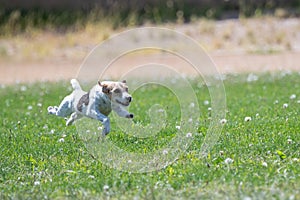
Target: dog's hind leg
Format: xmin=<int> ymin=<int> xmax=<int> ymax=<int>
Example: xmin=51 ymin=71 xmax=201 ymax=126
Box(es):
xmin=66 ymin=112 xmax=83 ymax=126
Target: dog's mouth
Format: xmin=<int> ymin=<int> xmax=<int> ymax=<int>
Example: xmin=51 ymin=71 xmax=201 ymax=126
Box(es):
xmin=116 ymin=99 xmax=130 ymax=107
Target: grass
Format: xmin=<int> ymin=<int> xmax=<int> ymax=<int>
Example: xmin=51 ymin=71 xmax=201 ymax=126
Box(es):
xmin=1 ymin=72 xmax=300 ymax=199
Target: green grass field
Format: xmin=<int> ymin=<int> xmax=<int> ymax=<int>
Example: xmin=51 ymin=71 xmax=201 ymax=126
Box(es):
xmin=1 ymin=72 xmax=300 ymax=199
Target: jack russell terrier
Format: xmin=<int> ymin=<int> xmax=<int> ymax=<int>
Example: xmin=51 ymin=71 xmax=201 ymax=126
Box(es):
xmin=47 ymin=79 xmax=134 ymax=136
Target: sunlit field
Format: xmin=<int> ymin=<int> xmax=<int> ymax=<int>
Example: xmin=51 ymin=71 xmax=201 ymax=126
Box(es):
xmin=1 ymin=72 xmax=300 ymax=199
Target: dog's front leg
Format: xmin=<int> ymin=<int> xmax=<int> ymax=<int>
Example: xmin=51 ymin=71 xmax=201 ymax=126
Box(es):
xmin=94 ymin=111 xmax=111 ymax=136
xmin=112 ymin=105 xmax=134 ymax=118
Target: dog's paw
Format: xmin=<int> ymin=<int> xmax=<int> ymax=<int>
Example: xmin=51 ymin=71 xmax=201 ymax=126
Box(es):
xmin=126 ymin=113 xmax=134 ymax=119
xmin=47 ymin=106 xmax=58 ymax=115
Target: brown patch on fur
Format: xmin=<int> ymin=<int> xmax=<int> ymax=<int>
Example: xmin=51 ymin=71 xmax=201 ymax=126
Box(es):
xmin=77 ymin=91 xmax=90 ymax=112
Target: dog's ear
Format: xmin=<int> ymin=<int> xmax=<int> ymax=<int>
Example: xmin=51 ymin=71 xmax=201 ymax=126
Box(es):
xmin=98 ymin=81 xmax=102 ymax=86
xmin=121 ymin=80 xmax=126 ymax=83
xmin=102 ymin=84 xmax=111 ymax=94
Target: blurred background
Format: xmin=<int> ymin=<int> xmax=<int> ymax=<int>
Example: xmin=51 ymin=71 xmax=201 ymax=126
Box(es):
xmin=0 ymin=0 xmax=299 ymax=83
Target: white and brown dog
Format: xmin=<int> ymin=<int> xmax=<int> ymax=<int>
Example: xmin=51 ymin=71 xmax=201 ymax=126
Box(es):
xmin=47 ymin=79 xmax=133 ymax=136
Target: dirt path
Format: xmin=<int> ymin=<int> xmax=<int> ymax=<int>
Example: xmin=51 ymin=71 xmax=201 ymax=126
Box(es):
xmin=1 ymin=51 xmax=299 ymax=84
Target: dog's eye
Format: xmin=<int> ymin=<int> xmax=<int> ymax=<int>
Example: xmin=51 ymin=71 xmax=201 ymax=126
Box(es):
xmin=114 ymin=89 xmax=121 ymax=93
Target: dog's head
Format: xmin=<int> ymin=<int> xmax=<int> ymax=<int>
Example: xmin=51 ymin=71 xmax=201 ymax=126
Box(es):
xmin=98 ymin=80 xmax=132 ymax=106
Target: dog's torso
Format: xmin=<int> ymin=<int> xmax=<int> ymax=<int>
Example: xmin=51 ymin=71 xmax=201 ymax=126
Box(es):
xmin=73 ymin=84 xmax=112 ymax=117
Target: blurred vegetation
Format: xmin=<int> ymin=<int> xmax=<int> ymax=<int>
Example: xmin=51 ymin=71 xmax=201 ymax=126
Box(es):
xmin=0 ymin=0 xmax=299 ymax=35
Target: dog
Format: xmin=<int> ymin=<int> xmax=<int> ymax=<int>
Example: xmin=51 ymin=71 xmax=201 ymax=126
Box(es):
xmin=47 ymin=79 xmax=134 ymax=136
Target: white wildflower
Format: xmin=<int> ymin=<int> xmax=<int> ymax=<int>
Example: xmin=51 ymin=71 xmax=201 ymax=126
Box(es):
xmin=58 ymin=138 xmax=64 ymax=143
xmin=189 ymin=102 xmax=195 ymax=108
xmin=204 ymin=100 xmax=210 ymax=105
xmin=274 ymin=100 xmax=279 ymax=104
xmin=162 ymin=149 xmax=168 ymax=155
xmin=34 ymin=181 xmax=40 ymax=186
xmin=50 ymin=129 xmax=55 ymax=134
xmin=287 ymin=139 xmax=292 ymax=144
xmin=186 ymin=132 xmax=192 ymax=138
xmin=220 ymin=119 xmax=227 ymax=124
xmin=103 ymin=185 xmax=109 ymax=190
xmin=247 ymin=73 xmax=258 ymax=82
xmin=27 ymin=105 xmax=33 ymax=110
xmin=175 ymin=125 xmax=181 ymax=130
xmin=297 ymin=100 xmax=300 ymax=104
xmin=88 ymin=175 xmax=95 ymax=179
xmin=208 ymin=107 xmax=212 ymax=111
xmin=290 ymin=94 xmax=296 ymax=100
xmin=244 ymin=117 xmax=252 ymax=122
xmin=37 ymin=103 xmax=42 ymax=107
xmin=157 ymin=109 xmax=165 ymax=113
xmin=262 ymin=162 xmax=268 ymax=167
xmin=283 ymin=103 xmax=288 ymax=108
xmin=243 ymin=196 xmax=252 ymax=200
xmin=20 ymin=85 xmax=27 ymax=91
xmin=224 ymin=158 xmax=234 ymax=164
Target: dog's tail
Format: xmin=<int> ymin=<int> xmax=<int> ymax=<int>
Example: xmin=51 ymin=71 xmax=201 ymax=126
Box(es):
xmin=70 ymin=79 xmax=82 ymax=91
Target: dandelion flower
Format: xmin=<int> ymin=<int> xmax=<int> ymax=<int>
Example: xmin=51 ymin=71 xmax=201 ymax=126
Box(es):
xmin=220 ymin=119 xmax=227 ymax=124
xmin=283 ymin=103 xmax=288 ymax=108
xmin=262 ymin=162 xmax=268 ymax=167
xmin=34 ymin=181 xmax=40 ymax=186
xmin=247 ymin=73 xmax=258 ymax=82
xmin=204 ymin=100 xmax=210 ymax=105
xmin=290 ymin=94 xmax=296 ymax=100
xmin=224 ymin=158 xmax=233 ymax=164
xmin=58 ymin=138 xmax=64 ymax=143
xmin=88 ymin=175 xmax=95 ymax=179
xmin=103 ymin=185 xmax=109 ymax=190
xmin=20 ymin=85 xmax=27 ymax=92
xmin=244 ymin=117 xmax=252 ymax=122
xmin=189 ymin=102 xmax=195 ymax=108
xmin=186 ymin=132 xmax=192 ymax=138
xmin=162 ymin=149 xmax=168 ymax=155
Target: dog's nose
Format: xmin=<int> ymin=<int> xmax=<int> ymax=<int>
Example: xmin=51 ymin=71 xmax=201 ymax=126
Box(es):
xmin=127 ymin=96 xmax=132 ymax=102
